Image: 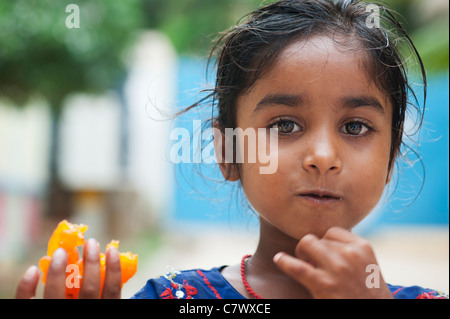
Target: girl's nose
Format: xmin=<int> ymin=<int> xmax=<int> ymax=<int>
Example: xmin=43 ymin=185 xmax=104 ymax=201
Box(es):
xmin=302 ymin=131 xmax=342 ymax=175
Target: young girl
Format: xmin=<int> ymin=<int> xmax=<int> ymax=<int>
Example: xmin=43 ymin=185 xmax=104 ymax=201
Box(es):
xmin=16 ymin=0 xmax=448 ymax=299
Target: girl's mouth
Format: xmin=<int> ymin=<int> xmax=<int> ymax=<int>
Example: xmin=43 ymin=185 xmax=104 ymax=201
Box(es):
xmin=297 ymin=190 xmax=343 ymax=205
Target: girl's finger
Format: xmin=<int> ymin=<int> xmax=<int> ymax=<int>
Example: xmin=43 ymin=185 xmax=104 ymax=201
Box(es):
xmin=273 ymin=252 xmax=319 ymax=289
xmin=43 ymin=248 xmax=68 ymax=299
xmin=322 ymin=227 xmax=359 ymax=243
xmin=15 ymin=266 xmax=40 ymax=299
xmin=295 ymin=234 xmax=338 ymax=268
xmin=102 ymin=247 xmax=122 ymax=299
xmin=78 ymin=238 xmax=101 ymax=299
xmin=323 ymin=227 xmax=375 ymax=261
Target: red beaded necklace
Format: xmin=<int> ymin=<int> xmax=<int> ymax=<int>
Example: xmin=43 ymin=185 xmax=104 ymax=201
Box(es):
xmin=241 ymin=254 xmax=263 ymax=299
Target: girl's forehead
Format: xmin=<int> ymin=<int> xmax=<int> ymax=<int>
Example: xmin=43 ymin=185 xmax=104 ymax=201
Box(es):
xmin=257 ymin=35 xmax=386 ymax=97
xmin=276 ymin=35 xmax=365 ymax=73
xmin=251 ymin=36 xmax=365 ymax=90
xmin=237 ymin=34 xmax=392 ymax=113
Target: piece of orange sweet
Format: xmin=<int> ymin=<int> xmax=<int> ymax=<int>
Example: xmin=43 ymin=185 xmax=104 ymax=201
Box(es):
xmin=39 ymin=220 xmax=138 ymax=299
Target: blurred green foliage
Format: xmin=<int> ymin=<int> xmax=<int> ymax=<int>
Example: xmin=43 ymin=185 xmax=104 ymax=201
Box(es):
xmin=141 ymin=0 xmax=263 ymax=54
xmin=0 ymin=0 xmax=144 ymax=112
xmin=411 ymin=17 xmax=449 ymax=73
xmin=0 ymin=0 xmax=447 ymax=112
xmin=383 ymin=0 xmax=449 ymax=73
xmin=146 ymin=0 xmax=448 ymax=73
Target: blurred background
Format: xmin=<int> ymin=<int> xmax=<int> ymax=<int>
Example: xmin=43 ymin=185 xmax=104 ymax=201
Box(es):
xmin=0 ymin=0 xmax=448 ymax=298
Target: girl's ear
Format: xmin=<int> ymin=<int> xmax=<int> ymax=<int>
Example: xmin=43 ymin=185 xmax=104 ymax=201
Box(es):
xmin=213 ymin=121 xmax=240 ymax=182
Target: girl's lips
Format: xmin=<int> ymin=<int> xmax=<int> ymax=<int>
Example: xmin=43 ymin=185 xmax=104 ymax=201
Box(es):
xmin=297 ymin=194 xmax=343 ymax=205
xmin=296 ymin=191 xmax=343 ymax=205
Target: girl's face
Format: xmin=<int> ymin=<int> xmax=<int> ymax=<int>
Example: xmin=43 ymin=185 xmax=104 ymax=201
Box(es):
xmin=231 ymin=36 xmax=393 ymax=239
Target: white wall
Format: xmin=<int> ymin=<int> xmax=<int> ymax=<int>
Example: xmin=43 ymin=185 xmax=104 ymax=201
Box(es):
xmin=123 ymin=31 xmax=177 ymax=221
xmin=0 ymin=98 xmax=51 ymax=261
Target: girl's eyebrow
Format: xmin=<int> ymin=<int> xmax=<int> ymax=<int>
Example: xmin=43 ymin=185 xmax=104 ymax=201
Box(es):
xmin=253 ymin=94 xmax=304 ymax=113
xmin=342 ymin=96 xmax=385 ymax=114
xmin=252 ymin=94 xmax=385 ymax=115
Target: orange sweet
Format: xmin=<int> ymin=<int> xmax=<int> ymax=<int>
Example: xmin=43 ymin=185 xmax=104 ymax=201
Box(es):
xmin=39 ymin=220 xmax=138 ymax=299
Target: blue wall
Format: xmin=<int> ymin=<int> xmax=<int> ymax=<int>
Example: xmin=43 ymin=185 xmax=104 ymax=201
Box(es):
xmin=376 ymin=73 xmax=449 ymax=226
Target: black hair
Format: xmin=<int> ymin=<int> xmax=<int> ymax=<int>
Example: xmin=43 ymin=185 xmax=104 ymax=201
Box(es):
xmin=177 ymin=0 xmax=426 ymax=183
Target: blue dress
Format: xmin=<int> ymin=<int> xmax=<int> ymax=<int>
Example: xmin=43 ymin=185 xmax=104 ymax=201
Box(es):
xmin=130 ymin=266 xmax=448 ymax=299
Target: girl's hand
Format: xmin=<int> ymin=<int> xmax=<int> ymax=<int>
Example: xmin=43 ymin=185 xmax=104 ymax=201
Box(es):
xmin=274 ymin=227 xmax=393 ymax=299
xmin=15 ymin=239 xmax=122 ymax=299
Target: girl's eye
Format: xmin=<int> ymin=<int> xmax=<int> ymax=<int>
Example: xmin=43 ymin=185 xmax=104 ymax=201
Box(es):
xmin=269 ymin=119 xmax=302 ymax=134
xmin=341 ymin=121 xmax=371 ymax=136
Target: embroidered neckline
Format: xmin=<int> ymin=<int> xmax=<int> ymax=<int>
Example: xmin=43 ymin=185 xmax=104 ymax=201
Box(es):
xmin=159 ymin=269 xmax=198 ymax=299
xmin=197 ymin=269 xmax=223 ymax=299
